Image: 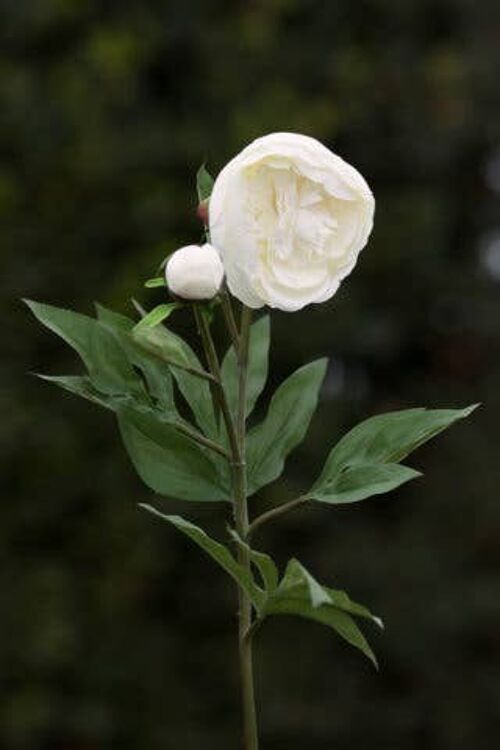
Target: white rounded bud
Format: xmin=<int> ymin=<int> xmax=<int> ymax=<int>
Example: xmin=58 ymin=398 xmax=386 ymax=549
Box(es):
xmin=165 ymin=243 xmax=224 ymax=301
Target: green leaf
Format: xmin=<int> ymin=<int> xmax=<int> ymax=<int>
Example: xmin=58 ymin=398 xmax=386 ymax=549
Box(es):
xmin=228 ymin=529 xmax=279 ymax=592
xmin=322 ymin=586 xmax=384 ymax=629
xmin=131 ymin=324 xmax=191 ymax=369
xmin=196 ymin=164 xmax=214 ymax=202
xmin=266 ymin=595 xmax=378 ymax=666
xmin=281 ymin=559 xmax=331 ymax=607
xmin=321 ymin=405 xmax=478 ymax=475
xmin=34 ymin=374 xmax=116 ymax=410
xmin=221 ymin=315 xmax=270 ymax=420
xmin=25 ymin=300 xmax=144 ymax=398
xmin=263 ymin=559 xmax=380 ymax=667
xmin=133 ymin=303 xmax=179 ymax=333
xmin=246 ymin=359 xmax=327 ymax=495
xmin=139 ymin=508 xmax=264 ymax=610
xmin=118 ymin=406 xmax=229 ymax=502
xmin=129 ymin=311 xmax=217 ymax=438
xmin=310 ymin=405 xmax=477 ymax=505
xmin=309 ymin=463 xmax=422 ymax=505
xmin=96 ymin=304 xmax=175 ymax=413
xmin=145 ymin=276 xmax=166 ymax=288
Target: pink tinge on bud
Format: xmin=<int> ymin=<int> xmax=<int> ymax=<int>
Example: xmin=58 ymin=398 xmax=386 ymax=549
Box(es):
xmin=196 ymin=199 xmax=209 ymax=225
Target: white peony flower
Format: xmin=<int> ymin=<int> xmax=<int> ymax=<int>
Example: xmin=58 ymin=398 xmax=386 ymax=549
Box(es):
xmin=165 ymin=243 xmax=224 ymax=300
xmin=209 ymin=132 xmax=375 ymax=312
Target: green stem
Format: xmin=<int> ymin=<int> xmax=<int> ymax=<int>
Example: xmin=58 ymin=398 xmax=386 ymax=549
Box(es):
xmin=174 ymin=420 xmax=231 ymax=460
xmin=232 ymin=306 xmax=259 ymax=750
xmin=220 ymin=289 xmax=240 ymax=350
xmin=194 ymin=306 xmax=240 ymax=461
xmin=247 ymin=496 xmax=309 ymax=538
xmin=195 ymin=301 xmax=259 ymax=749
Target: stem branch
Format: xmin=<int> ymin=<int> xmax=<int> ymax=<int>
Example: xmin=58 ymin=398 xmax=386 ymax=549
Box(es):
xmin=248 ymin=496 xmax=309 ymax=538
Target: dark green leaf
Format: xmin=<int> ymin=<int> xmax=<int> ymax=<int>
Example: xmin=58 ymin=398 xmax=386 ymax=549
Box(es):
xmin=228 ymin=529 xmax=279 ymax=592
xmin=132 ymin=323 xmax=217 ymax=438
xmin=118 ymin=406 xmax=228 ymax=502
xmin=221 ymin=315 xmax=270 ymax=420
xmin=246 ymin=359 xmax=327 ymax=495
xmin=133 ymin=303 xmax=179 ymax=333
xmin=96 ymin=304 xmax=175 ymax=413
xmin=25 ymin=300 xmax=144 ymax=398
xmin=139 ymin=508 xmax=264 ymax=610
xmin=34 ymin=374 xmax=116 ymax=410
xmin=196 ymin=164 xmax=214 ymax=202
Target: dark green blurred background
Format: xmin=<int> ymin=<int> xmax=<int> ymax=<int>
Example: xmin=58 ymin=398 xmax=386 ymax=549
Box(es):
xmin=3 ymin=1 xmax=500 ymax=748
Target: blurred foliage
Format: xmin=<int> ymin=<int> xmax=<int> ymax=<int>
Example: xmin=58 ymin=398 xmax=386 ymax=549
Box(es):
xmin=2 ymin=0 xmax=500 ymax=748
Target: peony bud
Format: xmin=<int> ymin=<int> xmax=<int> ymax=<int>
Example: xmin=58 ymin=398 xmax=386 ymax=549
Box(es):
xmin=196 ymin=199 xmax=209 ymax=225
xmin=165 ymin=243 xmax=224 ymax=301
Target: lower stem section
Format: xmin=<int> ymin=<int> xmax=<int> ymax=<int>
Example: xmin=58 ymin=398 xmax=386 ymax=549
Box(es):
xmin=233 ymin=307 xmax=259 ymax=750
xmin=233 ymin=459 xmax=259 ymax=750
xmin=239 ymin=609 xmax=259 ymax=750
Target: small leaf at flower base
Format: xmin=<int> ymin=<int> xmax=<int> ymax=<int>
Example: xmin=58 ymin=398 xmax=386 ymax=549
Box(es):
xmin=221 ymin=315 xmax=270 ymax=420
xmin=246 ymin=358 xmax=327 ymax=495
xmin=309 ymin=405 xmax=478 ymax=505
xmin=263 ymin=559 xmax=381 ymax=667
xmin=133 ymin=303 xmax=179 ymax=333
xmin=118 ymin=406 xmax=228 ymax=502
xmin=228 ymin=529 xmax=279 ymax=592
xmin=139 ymin=508 xmax=265 ymax=611
xmin=144 ymin=276 xmax=166 ymax=289
xmin=196 ymin=164 xmax=214 ymax=202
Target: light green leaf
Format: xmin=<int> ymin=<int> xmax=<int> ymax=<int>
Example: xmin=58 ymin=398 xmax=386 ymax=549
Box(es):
xmin=118 ymin=406 xmax=228 ymax=502
xmin=25 ymin=300 xmax=144 ymax=398
xmin=320 ymin=405 xmax=478 ymax=477
xmin=280 ymin=559 xmax=331 ymax=608
xmin=145 ymin=276 xmax=166 ymax=289
xmin=133 ymin=303 xmax=179 ymax=333
xmin=196 ymin=164 xmax=214 ymax=202
xmin=263 ymin=558 xmax=381 ymax=666
xmin=309 ymin=463 xmax=422 ymax=505
xmin=228 ymin=529 xmax=279 ymax=592
xmin=221 ymin=315 xmax=270 ymax=420
xmin=139 ymin=508 xmax=264 ymax=610
xmin=131 ymin=324 xmax=191 ymax=369
xmin=322 ymin=586 xmax=384 ymax=630
xmin=310 ymin=405 xmax=477 ymax=505
xmin=246 ymin=359 xmax=327 ymax=495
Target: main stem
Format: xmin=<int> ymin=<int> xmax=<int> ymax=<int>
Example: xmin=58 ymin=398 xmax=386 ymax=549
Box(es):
xmin=195 ymin=303 xmax=259 ymax=748
xmin=232 ymin=306 xmax=259 ymax=750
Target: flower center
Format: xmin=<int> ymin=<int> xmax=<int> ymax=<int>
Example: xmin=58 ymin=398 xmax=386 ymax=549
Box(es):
xmin=245 ymin=164 xmax=339 ymax=270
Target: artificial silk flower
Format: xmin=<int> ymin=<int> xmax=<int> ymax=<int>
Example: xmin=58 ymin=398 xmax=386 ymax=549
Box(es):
xmin=209 ymin=132 xmax=374 ymax=312
xmin=166 ymin=243 xmax=224 ymax=300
